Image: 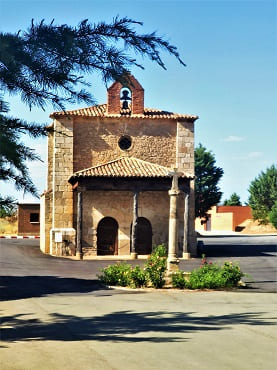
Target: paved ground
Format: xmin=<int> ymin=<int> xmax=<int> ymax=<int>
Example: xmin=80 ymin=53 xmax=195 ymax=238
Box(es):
xmin=1 ymin=236 xmax=277 ymax=370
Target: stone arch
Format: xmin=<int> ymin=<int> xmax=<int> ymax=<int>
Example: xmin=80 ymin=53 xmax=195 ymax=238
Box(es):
xmin=120 ymin=87 xmax=132 ymax=110
xmin=97 ymin=217 xmax=119 ymax=255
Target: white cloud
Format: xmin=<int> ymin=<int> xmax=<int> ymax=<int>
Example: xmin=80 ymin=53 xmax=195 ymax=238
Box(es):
xmin=247 ymin=152 xmax=263 ymax=158
xmin=223 ymin=135 xmax=245 ymax=142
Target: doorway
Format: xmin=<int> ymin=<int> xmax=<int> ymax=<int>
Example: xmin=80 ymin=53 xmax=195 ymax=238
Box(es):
xmin=97 ymin=217 xmax=118 ymax=255
xmin=131 ymin=217 xmax=152 ymax=255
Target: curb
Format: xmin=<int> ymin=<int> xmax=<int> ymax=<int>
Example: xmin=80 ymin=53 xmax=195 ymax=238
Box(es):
xmin=0 ymin=235 xmax=40 ymax=239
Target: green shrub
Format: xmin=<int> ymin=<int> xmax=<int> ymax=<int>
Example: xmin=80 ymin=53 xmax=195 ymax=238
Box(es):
xmin=130 ymin=266 xmax=147 ymax=288
xmin=220 ymin=261 xmax=244 ymax=287
xmin=144 ymin=244 xmax=167 ymax=288
xmin=173 ymin=256 xmax=244 ymax=290
xmin=171 ymin=271 xmax=189 ymax=289
xmin=188 ymin=263 xmax=224 ymax=289
xmin=98 ymin=262 xmax=132 ymax=287
xmin=98 ymin=244 xmax=168 ymax=289
xmin=152 ymin=244 xmax=167 ymax=257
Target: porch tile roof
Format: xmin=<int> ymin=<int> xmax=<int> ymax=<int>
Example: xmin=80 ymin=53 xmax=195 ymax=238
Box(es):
xmin=69 ymin=157 xmax=193 ymax=181
xmin=50 ymin=104 xmax=198 ymax=121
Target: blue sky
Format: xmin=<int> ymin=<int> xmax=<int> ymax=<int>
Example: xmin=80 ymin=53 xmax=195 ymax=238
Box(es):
xmin=1 ymin=0 xmax=276 ymax=204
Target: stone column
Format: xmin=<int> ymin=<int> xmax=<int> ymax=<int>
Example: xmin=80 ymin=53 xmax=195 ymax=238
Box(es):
xmin=131 ymin=191 xmax=138 ymax=259
xmin=183 ymin=192 xmax=190 ymax=259
xmin=167 ymin=170 xmax=181 ymax=272
xmin=76 ymin=191 xmax=83 ymax=260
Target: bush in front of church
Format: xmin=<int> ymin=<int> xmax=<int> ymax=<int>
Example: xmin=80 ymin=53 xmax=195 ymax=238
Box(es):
xmin=98 ymin=244 xmax=167 ymax=288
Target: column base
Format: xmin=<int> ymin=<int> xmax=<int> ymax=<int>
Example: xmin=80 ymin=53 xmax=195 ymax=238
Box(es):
xmin=166 ymin=259 xmax=180 ymax=273
xmin=130 ymin=252 xmax=138 ymax=259
xmin=165 ymin=259 xmax=180 ymax=287
xmin=76 ymin=252 xmax=83 ymax=260
xmin=182 ymin=252 xmax=191 ymax=260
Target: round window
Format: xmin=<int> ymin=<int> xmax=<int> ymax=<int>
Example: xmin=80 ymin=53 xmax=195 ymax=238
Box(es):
xmin=118 ymin=135 xmax=132 ymax=150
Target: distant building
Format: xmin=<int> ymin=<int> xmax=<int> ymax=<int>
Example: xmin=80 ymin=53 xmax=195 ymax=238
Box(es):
xmin=195 ymin=206 xmax=252 ymax=232
xmin=40 ymin=75 xmax=199 ymax=257
xmin=18 ymin=203 xmax=40 ymax=235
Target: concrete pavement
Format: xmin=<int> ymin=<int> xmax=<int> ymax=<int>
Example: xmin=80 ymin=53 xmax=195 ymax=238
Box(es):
xmin=1 ymin=289 xmax=276 ymax=370
xmin=1 ymin=236 xmax=277 ymax=369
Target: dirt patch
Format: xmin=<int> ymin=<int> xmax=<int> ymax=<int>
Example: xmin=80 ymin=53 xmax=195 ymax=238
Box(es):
xmin=240 ymin=219 xmax=277 ymax=234
xmin=0 ymin=218 xmax=18 ymax=235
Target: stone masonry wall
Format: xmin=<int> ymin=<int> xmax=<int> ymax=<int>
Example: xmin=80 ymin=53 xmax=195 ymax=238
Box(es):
xmin=47 ymin=131 xmax=54 ymax=192
xmin=42 ymin=112 xmax=196 ymax=256
xmin=51 ymin=118 xmax=74 ymax=229
xmin=81 ymin=190 xmax=185 ymax=255
xmin=73 ymin=117 xmax=177 ymax=172
xmin=40 ymin=191 xmax=52 ymax=254
xmin=40 ymin=131 xmax=54 ymax=254
xmin=81 ymin=191 xmax=168 ymax=254
xmin=176 ymin=120 xmax=197 ymax=255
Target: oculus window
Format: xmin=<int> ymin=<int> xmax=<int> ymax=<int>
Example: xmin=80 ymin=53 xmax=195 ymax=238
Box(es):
xmin=118 ymin=135 xmax=132 ymax=150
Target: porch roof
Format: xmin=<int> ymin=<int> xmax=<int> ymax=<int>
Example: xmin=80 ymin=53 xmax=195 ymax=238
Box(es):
xmin=68 ymin=156 xmax=194 ymax=184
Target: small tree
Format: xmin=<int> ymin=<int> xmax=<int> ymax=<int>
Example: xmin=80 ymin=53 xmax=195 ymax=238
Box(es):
xmin=248 ymin=165 xmax=277 ymax=224
xmin=223 ymin=192 xmax=242 ymax=206
xmin=195 ymin=143 xmax=224 ymax=221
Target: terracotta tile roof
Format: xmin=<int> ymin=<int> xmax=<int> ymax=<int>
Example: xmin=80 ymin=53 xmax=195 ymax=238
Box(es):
xmin=69 ymin=157 xmax=193 ymax=182
xmin=50 ymin=104 xmax=198 ymax=121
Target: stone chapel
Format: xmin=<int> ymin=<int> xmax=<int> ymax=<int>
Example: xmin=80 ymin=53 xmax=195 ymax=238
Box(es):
xmin=40 ymin=75 xmax=198 ymax=258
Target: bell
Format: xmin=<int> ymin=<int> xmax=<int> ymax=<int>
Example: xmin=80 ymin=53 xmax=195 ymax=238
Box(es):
xmin=121 ymin=89 xmax=131 ymax=100
xmin=120 ymin=89 xmax=131 ymax=110
xmin=122 ymin=100 xmax=129 ymax=109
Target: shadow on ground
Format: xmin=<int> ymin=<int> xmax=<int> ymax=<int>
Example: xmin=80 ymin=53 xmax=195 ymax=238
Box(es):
xmin=1 ymin=310 xmax=275 ymax=344
xmin=198 ymin=243 xmax=277 ymax=257
xmin=0 ymin=276 xmax=117 ymax=301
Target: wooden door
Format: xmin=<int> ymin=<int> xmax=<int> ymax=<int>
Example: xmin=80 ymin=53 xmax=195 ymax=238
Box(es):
xmin=97 ymin=217 xmax=118 ymax=255
xmin=136 ymin=217 xmax=152 ymax=255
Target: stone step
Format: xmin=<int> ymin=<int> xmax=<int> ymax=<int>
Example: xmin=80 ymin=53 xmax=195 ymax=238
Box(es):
xmin=82 ymin=247 xmax=96 ymax=256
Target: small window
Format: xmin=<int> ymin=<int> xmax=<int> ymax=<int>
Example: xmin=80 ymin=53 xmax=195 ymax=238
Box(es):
xmin=30 ymin=213 xmax=39 ymax=223
xmin=118 ymin=135 xmax=132 ymax=150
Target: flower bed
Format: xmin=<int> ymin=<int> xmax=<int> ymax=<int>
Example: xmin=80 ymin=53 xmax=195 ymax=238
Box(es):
xmin=98 ymin=250 xmax=246 ymax=290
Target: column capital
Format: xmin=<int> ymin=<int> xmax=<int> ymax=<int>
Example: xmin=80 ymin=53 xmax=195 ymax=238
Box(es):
xmin=168 ymin=189 xmax=180 ymax=196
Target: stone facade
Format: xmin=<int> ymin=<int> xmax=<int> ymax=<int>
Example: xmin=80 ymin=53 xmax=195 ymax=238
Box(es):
xmin=40 ymin=75 xmax=198 ymax=257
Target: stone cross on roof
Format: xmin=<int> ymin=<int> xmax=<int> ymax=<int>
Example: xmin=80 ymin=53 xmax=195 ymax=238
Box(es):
xmin=167 ymin=168 xmax=184 ymax=191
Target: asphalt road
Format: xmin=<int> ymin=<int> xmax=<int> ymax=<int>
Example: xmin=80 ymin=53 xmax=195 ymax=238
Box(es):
xmin=1 ymin=236 xmax=277 ymax=370
xmin=196 ymin=235 xmax=277 ymax=293
xmin=1 ymin=235 xmax=276 ymax=297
